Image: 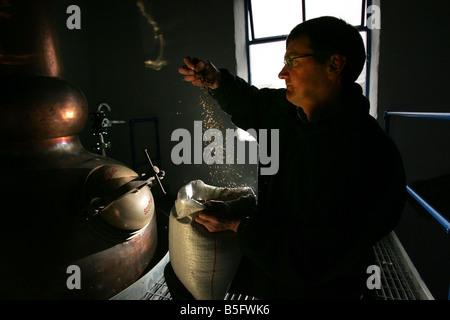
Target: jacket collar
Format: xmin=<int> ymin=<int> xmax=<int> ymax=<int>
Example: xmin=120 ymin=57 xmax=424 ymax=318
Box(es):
xmin=295 ymin=83 xmax=370 ymax=125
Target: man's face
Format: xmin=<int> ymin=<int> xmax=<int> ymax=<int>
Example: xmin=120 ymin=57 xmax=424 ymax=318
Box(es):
xmin=278 ymin=36 xmax=330 ymax=109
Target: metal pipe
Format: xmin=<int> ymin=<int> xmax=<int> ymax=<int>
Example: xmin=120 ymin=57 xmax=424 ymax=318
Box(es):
xmin=407 ymin=186 xmax=450 ymax=234
xmin=384 ymin=111 xmax=450 ymax=133
xmin=383 ymin=110 xmax=450 ymax=234
xmin=384 ymin=111 xmax=450 ymax=121
xmin=0 ymin=0 xmax=63 ymax=77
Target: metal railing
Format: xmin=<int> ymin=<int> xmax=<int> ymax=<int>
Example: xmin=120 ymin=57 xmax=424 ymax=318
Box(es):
xmin=384 ymin=111 xmax=450 ymax=234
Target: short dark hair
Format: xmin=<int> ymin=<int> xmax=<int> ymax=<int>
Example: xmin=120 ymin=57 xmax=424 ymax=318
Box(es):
xmin=287 ymin=16 xmax=366 ymax=84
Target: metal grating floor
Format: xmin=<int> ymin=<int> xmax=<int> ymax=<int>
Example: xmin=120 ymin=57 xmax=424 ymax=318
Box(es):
xmin=137 ymin=274 xmax=256 ymax=300
xmin=111 ymin=252 xmax=256 ymax=300
xmin=140 ymin=276 xmax=172 ymax=300
xmin=372 ymin=232 xmax=433 ymax=300
xmin=113 ymin=232 xmax=433 ymax=300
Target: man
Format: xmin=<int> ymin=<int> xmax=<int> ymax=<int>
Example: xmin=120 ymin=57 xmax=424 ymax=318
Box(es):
xmin=167 ymin=16 xmax=406 ymax=299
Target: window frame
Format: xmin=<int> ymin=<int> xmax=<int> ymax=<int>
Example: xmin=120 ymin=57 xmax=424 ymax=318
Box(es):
xmin=244 ymin=0 xmax=373 ymax=97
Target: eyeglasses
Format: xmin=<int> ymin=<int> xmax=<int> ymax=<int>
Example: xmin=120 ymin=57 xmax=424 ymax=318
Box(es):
xmin=283 ymin=53 xmax=315 ymax=69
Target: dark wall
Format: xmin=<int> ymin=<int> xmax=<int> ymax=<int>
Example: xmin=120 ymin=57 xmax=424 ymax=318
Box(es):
xmin=377 ymin=0 xmax=450 ymax=299
xmin=52 ymin=0 xmax=257 ymax=197
xmin=378 ymin=0 xmax=450 ymax=182
xmin=51 ymin=0 xmax=449 ymax=299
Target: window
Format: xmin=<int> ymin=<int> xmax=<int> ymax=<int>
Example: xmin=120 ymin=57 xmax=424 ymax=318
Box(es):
xmin=244 ymin=0 xmax=373 ymax=98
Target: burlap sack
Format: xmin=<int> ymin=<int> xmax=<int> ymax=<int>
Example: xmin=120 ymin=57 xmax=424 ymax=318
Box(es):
xmin=168 ymin=180 xmax=254 ymax=300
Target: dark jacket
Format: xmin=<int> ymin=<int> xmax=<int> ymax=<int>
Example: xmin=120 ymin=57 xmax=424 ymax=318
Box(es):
xmin=210 ymin=69 xmax=406 ymax=299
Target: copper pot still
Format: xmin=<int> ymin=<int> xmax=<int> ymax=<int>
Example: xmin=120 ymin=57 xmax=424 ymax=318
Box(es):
xmin=0 ymin=0 xmax=160 ymax=299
